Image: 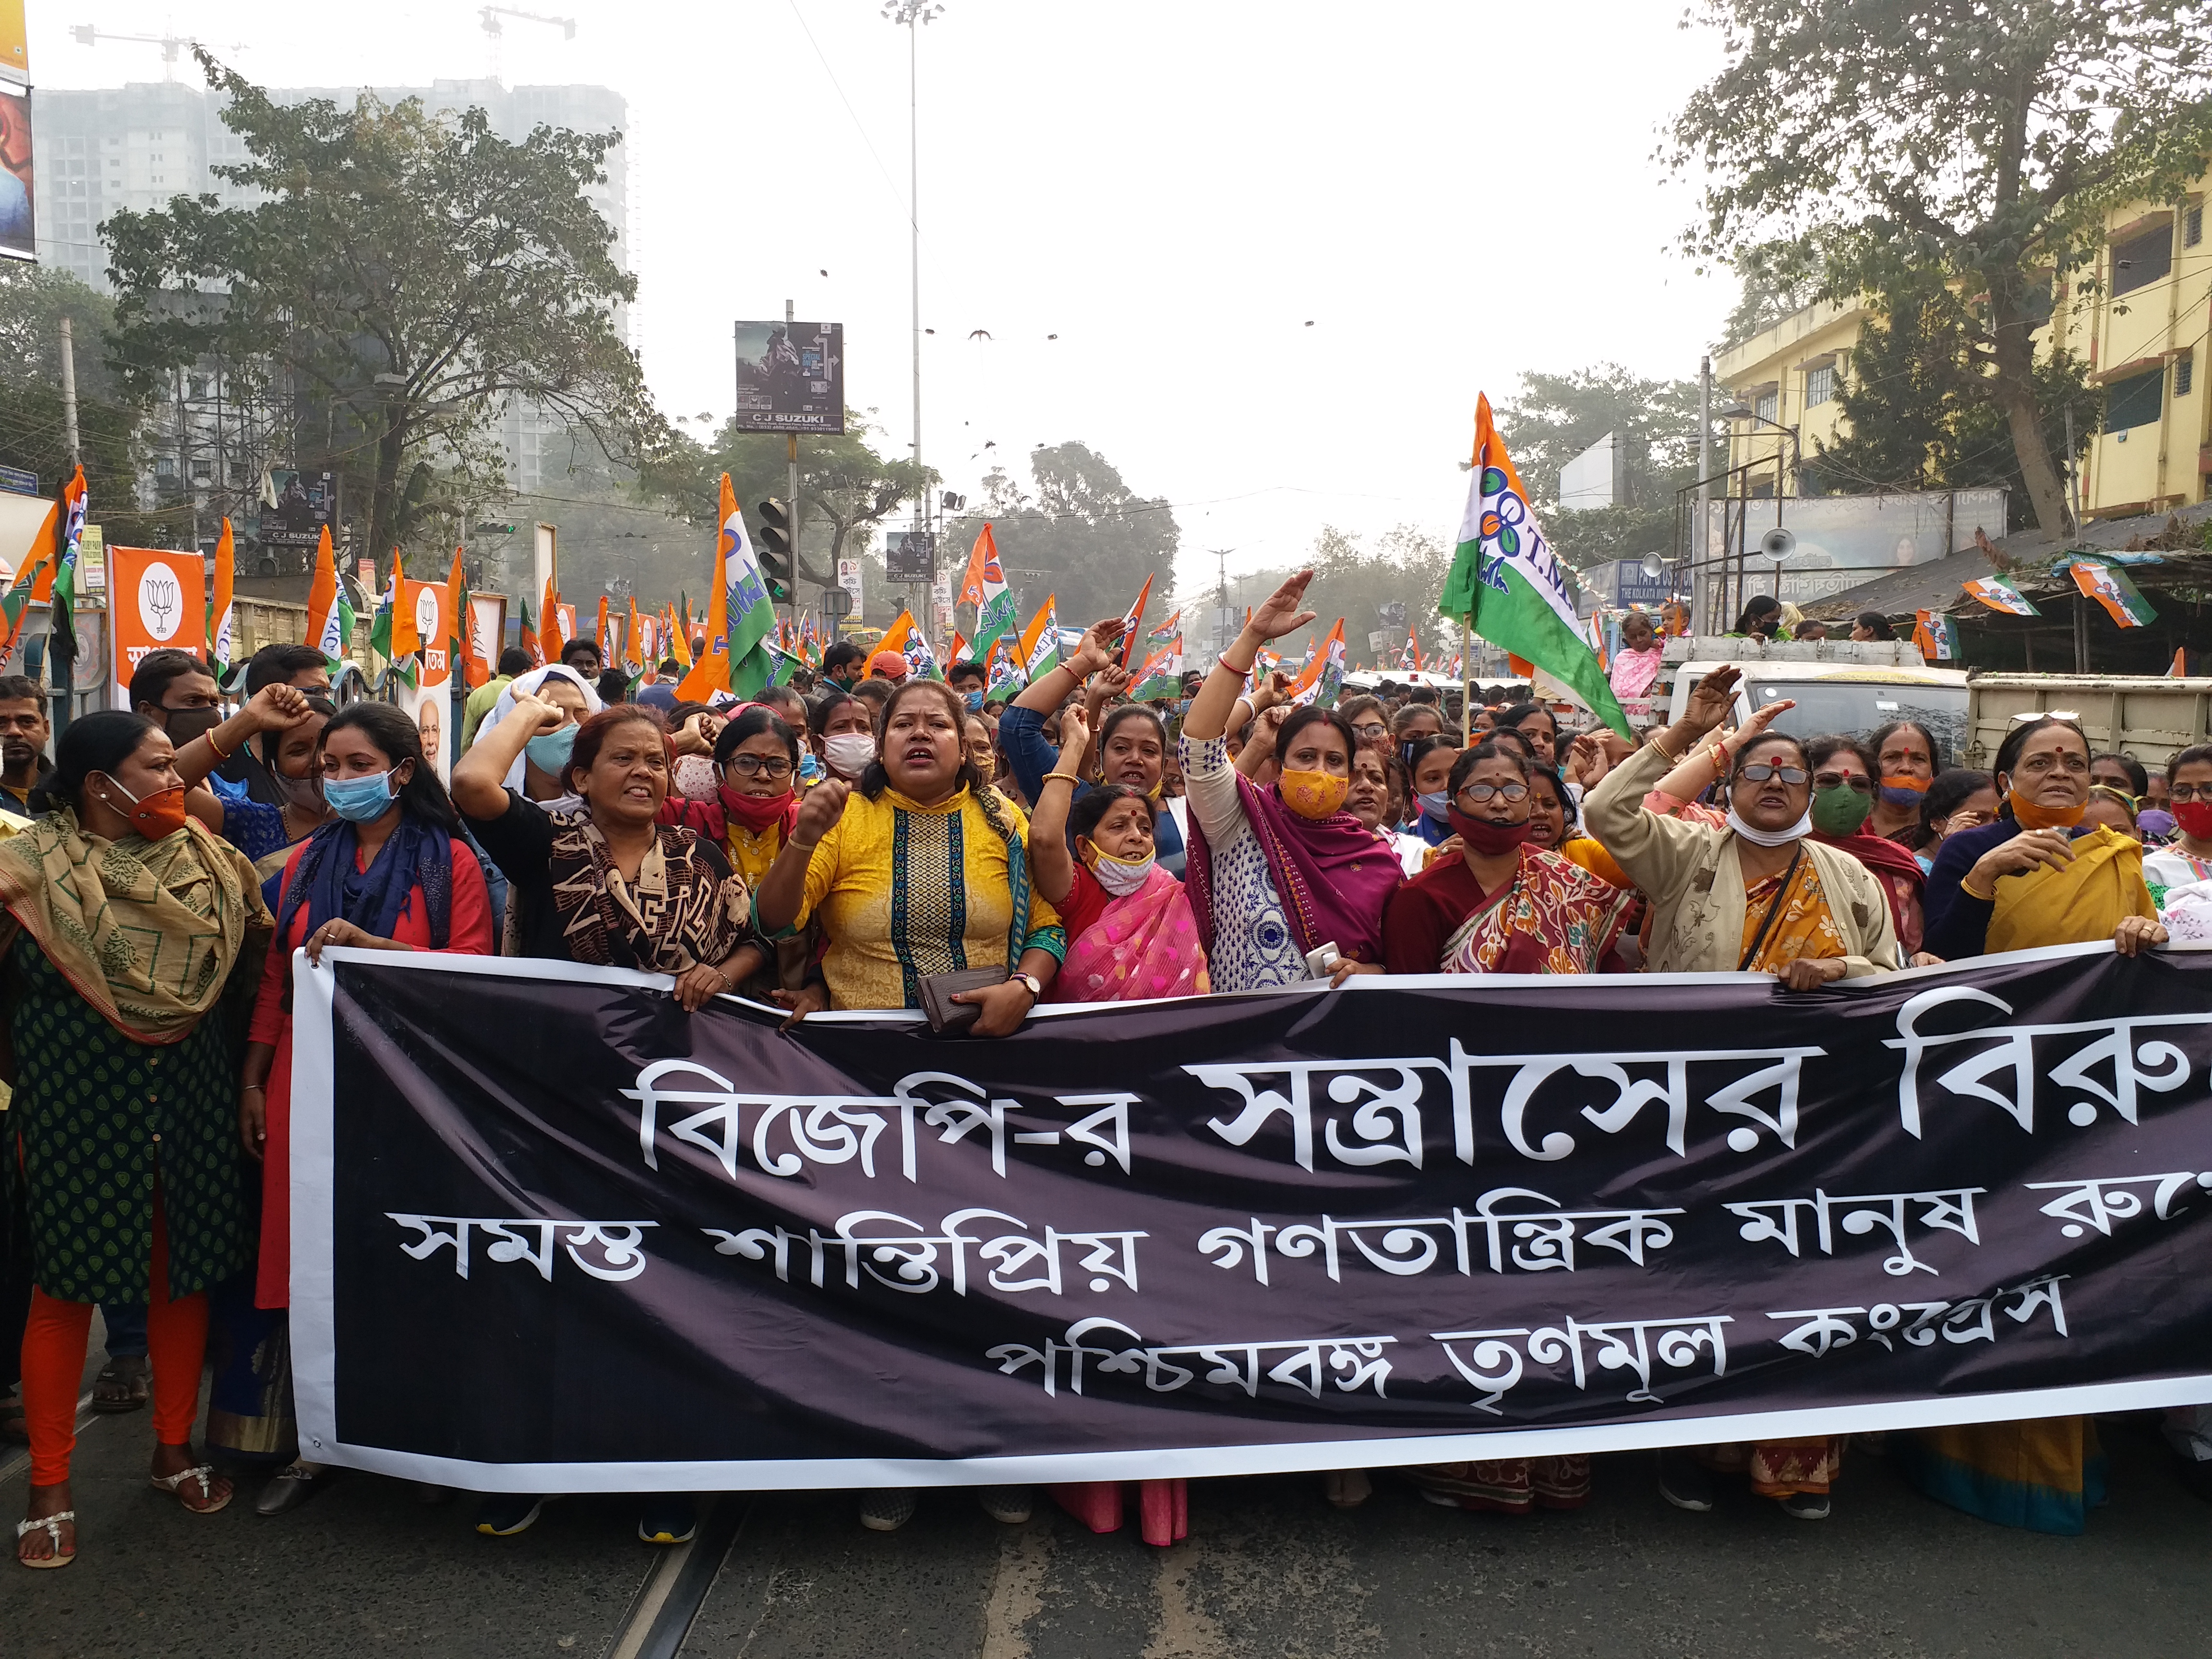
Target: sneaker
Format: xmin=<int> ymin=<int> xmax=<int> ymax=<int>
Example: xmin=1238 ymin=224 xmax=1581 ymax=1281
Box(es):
xmin=1656 ymin=1450 xmax=1715 ymax=1513
xmin=977 ymin=1485 xmax=1031 ymax=1524
xmin=637 ymin=1495 xmax=697 ymax=1545
xmin=858 ymin=1488 xmax=917 ymax=1532
xmin=1778 ymin=1490 xmax=1831 ymax=1521
xmin=475 ymin=1493 xmax=549 ymax=1537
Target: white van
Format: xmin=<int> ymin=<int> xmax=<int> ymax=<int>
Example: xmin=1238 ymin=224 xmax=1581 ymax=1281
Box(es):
xmin=1659 ymin=639 xmax=1971 ymax=757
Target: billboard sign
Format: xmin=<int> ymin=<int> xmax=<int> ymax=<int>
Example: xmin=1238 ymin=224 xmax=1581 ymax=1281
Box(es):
xmin=0 ymin=83 xmax=31 ymax=263
xmin=109 ymin=545 xmax=206 ymax=707
xmin=264 ymin=469 xmax=339 ymax=548
xmin=0 ymin=1 xmax=24 ymax=88
xmin=836 ymin=555 xmax=865 ymax=618
xmin=732 ymin=320 xmax=844 ymax=434
xmin=1559 ymin=432 xmax=1623 ymax=511
xmin=885 ymin=529 xmax=934 ymax=583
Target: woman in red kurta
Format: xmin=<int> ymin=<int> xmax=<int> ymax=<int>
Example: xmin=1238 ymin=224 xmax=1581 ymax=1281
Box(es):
xmin=238 ymin=703 xmax=492 ymax=1514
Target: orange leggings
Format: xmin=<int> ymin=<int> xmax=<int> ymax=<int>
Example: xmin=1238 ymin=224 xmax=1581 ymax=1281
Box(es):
xmin=19 ymin=1193 xmax=208 ymax=1486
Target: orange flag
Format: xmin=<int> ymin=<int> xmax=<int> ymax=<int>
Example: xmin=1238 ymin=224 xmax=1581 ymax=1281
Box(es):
xmin=540 ymin=574 xmax=564 ymax=664
xmin=390 ymin=547 xmax=421 ymax=659
xmin=448 ymin=546 xmax=489 ymax=688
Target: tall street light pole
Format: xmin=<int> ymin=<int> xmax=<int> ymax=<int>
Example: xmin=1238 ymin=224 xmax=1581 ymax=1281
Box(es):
xmin=885 ymin=0 xmax=941 ymax=493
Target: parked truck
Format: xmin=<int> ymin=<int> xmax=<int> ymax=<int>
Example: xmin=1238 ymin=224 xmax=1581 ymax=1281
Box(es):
xmin=1962 ymin=675 xmax=2212 ymax=772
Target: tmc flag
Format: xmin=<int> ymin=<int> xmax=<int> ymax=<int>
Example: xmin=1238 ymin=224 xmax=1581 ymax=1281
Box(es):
xmin=1440 ymin=395 xmax=1629 ymax=738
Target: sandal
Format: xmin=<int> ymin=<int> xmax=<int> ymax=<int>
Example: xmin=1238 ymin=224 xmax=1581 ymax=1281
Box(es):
xmin=92 ymin=1355 xmax=150 ymax=1414
xmin=149 ymin=1464 xmax=232 ymax=1515
xmin=15 ymin=1511 xmax=76 ymax=1570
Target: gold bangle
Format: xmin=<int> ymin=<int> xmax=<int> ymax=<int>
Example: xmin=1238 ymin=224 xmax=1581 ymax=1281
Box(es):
xmin=206 ymin=727 xmax=236 ymax=761
xmin=1960 ymin=878 xmax=1996 ymax=902
xmin=1648 ymin=733 xmax=1683 ymax=764
xmin=1043 ymin=770 xmax=1082 ymax=785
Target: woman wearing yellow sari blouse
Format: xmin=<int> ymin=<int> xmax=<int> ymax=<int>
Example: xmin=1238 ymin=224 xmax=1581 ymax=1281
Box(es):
xmin=1912 ymin=714 xmax=2167 ymax=1534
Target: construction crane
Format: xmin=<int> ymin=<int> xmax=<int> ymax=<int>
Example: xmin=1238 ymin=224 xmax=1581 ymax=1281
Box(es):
xmin=478 ymin=7 xmax=577 ymax=83
xmin=68 ymin=26 xmax=246 ymax=78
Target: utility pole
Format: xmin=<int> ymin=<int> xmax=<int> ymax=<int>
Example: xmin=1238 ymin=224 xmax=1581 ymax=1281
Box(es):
xmin=1695 ymin=354 xmax=1711 ymax=635
xmin=1211 ymin=547 xmax=1234 ymax=655
xmin=787 ymin=297 xmax=802 ymax=633
xmin=58 ymin=318 xmax=80 ymax=466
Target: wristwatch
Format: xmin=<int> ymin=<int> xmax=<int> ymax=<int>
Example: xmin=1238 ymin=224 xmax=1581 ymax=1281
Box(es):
xmin=1011 ymin=971 xmax=1044 ymax=999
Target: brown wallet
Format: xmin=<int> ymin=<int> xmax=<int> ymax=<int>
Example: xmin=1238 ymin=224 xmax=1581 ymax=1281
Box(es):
xmin=916 ymin=966 xmax=1009 ymax=1035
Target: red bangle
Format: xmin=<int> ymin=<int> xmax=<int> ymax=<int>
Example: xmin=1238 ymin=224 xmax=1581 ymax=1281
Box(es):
xmin=1217 ymin=652 xmax=1254 ymax=677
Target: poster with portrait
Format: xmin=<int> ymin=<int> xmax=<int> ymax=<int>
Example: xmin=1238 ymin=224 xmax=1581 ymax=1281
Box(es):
xmin=108 ymin=545 xmax=206 ymax=708
xmin=262 ymin=470 xmax=338 ymax=548
xmin=732 ymin=320 xmax=844 ymax=434
xmin=397 ymin=578 xmax=450 ymax=782
xmin=0 ymin=83 xmax=33 ymax=263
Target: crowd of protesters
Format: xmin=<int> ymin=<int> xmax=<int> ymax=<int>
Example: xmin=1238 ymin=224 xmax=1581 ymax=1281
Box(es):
xmin=4 ymin=566 xmax=2211 ymax=1568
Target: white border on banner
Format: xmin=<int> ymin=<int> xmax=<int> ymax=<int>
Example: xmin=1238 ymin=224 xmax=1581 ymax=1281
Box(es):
xmin=287 ymin=941 xmax=2212 ymax=1491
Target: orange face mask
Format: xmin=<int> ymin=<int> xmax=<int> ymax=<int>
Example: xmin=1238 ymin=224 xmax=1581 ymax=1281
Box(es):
xmin=2007 ymin=786 xmax=2085 ymax=832
xmin=102 ymin=776 xmax=190 ymax=840
xmin=1278 ymin=769 xmax=1350 ymax=820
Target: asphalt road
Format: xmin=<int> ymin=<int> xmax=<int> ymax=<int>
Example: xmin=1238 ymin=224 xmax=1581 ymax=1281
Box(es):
xmin=6 ymin=1357 xmax=2211 ymax=1659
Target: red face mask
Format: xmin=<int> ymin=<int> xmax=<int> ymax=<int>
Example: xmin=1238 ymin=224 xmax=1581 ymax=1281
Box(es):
xmin=101 ymin=775 xmax=190 ymax=840
xmin=719 ymin=781 xmax=795 ymax=834
xmin=1446 ymin=805 xmax=1534 ymax=856
xmin=2174 ymin=799 xmax=2212 ymax=842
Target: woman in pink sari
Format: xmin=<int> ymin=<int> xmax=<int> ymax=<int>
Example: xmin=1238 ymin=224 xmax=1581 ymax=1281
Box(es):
xmin=1026 ymin=710 xmax=1202 ymax=1542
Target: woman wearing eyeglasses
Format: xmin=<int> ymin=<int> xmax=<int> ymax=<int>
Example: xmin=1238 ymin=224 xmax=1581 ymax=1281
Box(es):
xmin=2144 ymin=745 xmax=2212 ymax=905
xmin=1381 ymin=739 xmax=1634 ymax=978
xmin=654 ymin=706 xmax=825 ymax=1011
xmin=1585 ymin=667 xmax=1901 ymax=1524
xmin=1583 ymin=666 xmax=1901 ymax=990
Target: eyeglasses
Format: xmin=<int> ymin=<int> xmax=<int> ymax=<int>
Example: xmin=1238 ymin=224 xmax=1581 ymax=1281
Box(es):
xmin=1352 ymin=723 xmax=1388 ymax=740
xmin=2170 ymin=784 xmax=2212 ymax=803
xmin=1812 ymin=772 xmax=1875 ymax=795
xmin=1457 ymin=781 xmax=1529 ymax=804
xmin=1736 ymin=762 xmax=1809 ymax=785
xmin=725 ymin=754 xmax=794 ymax=779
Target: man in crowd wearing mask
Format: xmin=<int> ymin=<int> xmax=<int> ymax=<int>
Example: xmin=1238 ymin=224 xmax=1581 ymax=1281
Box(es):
xmin=947 ymin=660 xmax=988 ymax=711
xmin=0 ymin=673 xmax=51 ymax=819
xmin=130 ymin=650 xmax=227 ymax=755
xmin=820 ymin=639 xmax=865 ymax=692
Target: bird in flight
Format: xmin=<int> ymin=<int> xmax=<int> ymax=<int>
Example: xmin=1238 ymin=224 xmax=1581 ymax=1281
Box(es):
xmin=969 ymin=329 xmax=993 ymax=340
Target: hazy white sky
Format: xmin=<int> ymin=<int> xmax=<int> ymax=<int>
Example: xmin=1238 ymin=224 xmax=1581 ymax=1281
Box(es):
xmin=34 ymin=0 xmax=1734 ymax=593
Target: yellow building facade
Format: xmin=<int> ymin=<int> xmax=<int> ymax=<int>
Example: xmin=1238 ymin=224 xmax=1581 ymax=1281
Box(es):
xmin=1715 ymin=175 xmax=2210 ymax=521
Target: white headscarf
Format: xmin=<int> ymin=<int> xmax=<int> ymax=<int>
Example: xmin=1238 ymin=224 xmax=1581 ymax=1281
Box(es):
xmin=476 ymin=663 xmax=605 ymax=795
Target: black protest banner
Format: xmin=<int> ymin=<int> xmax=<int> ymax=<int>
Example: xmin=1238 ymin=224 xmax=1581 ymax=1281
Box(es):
xmin=289 ymin=945 xmax=2212 ymax=1491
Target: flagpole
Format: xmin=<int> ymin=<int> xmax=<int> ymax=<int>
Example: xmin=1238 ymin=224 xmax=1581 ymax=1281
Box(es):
xmin=1460 ymin=615 xmax=1474 ymax=745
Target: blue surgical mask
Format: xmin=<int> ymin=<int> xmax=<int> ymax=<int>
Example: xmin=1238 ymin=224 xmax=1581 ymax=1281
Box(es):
xmin=964 ymin=690 xmax=984 ymax=712
xmin=526 ymin=724 xmax=578 ymax=777
xmin=799 ymin=751 xmax=824 ymax=784
xmin=1417 ymin=789 xmax=1452 ymax=821
xmin=324 ymin=769 xmax=397 ymax=823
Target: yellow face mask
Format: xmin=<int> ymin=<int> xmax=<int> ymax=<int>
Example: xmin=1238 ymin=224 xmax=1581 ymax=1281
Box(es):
xmin=1278 ymin=769 xmax=1349 ymax=820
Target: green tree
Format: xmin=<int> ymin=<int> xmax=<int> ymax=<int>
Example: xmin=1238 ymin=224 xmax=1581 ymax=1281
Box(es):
xmin=1717 ymin=241 xmax=1827 ymax=350
xmin=1668 ymin=0 xmax=2212 ymax=533
xmin=0 ymin=268 xmax=165 ymax=547
xmin=1807 ymin=266 xmax=2100 ymax=524
xmin=949 ymin=443 xmax=1178 ymax=627
xmin=1495 ymin=365 xmax=1705 ymax=569
xmin=102 ymin=52 xmax=661 ymax=578
xmin=1187 ymin=524 xmax=1461 ymax=671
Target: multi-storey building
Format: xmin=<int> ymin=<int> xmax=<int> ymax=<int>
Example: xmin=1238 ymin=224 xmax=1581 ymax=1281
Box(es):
xmin=1715 ymin=173 xmax=2210 ymax=523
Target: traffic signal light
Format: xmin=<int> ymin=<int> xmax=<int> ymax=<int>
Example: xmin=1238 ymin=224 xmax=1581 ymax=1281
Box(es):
xmin=755 ymin=498 xmax=793 ymax=602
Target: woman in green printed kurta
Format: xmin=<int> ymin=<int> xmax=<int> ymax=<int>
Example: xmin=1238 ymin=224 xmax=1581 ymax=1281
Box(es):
xmin=0 ymin=711 xmax=270 ymax=1569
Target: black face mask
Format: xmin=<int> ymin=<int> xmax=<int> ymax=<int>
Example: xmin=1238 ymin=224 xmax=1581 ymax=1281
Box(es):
xmin=161 ymin=705 xmax=224 ymax=747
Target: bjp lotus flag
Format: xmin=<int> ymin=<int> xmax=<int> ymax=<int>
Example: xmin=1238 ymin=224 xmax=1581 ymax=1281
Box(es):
xmin=305 ymin=526 xmax=353 ymax=667
xmin=208 ymin=518 xmax=239 ymax=677
xmin=449 ymin=547 xmax=489 ymax=687
xmin=517 ymin=594 xmax=543 ymax=668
